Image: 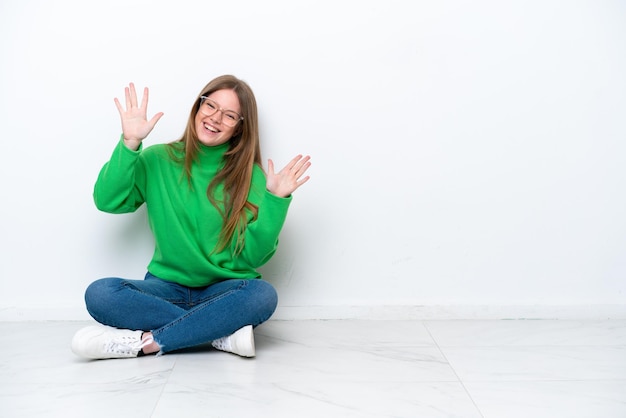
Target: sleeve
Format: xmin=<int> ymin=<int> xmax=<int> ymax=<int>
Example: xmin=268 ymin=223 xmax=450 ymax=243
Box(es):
xmin=237 ymin=165 xmax=292 ymax=267
xmin=93 ymin=136 xmax=147 ymax=214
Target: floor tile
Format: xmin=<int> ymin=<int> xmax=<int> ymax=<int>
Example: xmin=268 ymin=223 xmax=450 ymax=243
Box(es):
xmin=441 ymin=345 xmax=626 ymax=381
xmin=465 ymin=380 xmax=626 ymax=418
xmin=0 ymin=382 xmax=164 ymax=418
xmin=425 ymin=320 xmax=626 ymax=347
xmin=1 ymin=319 xmax=625 ymax=418
xmin=152 ymin=381 xmax=482 ymax=418
xmin=257 ymin=319 xmax=439 ymax=348
xmin=169 ymin=333 xmax=459 ymax=384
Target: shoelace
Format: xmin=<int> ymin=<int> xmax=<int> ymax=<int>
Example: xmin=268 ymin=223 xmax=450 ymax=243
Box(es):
xmin=211 ymin=335 xmax=232 ymax=351
xmin=104 ymin=336 xmax=154 ymax=355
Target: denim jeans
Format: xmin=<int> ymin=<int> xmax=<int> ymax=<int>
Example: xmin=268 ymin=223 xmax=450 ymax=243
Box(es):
xmin=84 ymin=272 xmax=278 ymax=354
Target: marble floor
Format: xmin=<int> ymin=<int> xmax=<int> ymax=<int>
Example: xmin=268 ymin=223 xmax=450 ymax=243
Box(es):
xmin=1 ymin=319 xmax=625 ymax=417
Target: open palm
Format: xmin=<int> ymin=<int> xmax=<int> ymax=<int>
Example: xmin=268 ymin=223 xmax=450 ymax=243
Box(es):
xmin=266 ymin=155 xmax=312 ymax=198
xmin=114 ymin=83 xmax=163 ymax=150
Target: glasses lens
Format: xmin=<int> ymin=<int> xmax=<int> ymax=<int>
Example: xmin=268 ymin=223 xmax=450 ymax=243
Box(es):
xmin=201 ymin=98 xmax=218 ymax=116
xmin=222 ymin=111 xmax=241 ymax=127
xmin=200 ymin=97 xmax=241 ymax=127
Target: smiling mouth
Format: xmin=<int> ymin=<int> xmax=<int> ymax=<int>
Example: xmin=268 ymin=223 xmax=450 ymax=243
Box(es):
xmin=204 ymin=123 xmax=220 ymax=133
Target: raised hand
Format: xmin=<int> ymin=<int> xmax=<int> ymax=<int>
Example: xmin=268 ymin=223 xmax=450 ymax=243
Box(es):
xmin=266 ymin=155 xmax=312 ymax=198
xmin=114 ymin=83 xmax=164 ymax=150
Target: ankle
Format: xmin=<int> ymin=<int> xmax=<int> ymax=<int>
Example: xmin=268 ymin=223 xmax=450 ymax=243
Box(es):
xmin=140 ymin=332 xmax=160 ymax=355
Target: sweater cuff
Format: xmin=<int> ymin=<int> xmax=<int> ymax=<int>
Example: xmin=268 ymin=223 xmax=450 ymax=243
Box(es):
xmin=264 ymin=189 xmax=293 ymax=204
xmin=118 ymin=134 xmax=143 ymax=154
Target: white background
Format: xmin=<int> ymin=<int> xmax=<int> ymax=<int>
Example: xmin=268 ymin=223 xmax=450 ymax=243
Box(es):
xmin=1 ymin=0 xmax=625 ymax=319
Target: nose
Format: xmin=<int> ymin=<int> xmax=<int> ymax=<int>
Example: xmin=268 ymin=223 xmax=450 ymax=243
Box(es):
xmin=210 ymin=109 xmax=224 ymax=124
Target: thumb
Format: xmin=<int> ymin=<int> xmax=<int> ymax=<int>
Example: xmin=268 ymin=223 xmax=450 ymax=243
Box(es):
xmin=148 ymin=112 xmax=164 ymax=128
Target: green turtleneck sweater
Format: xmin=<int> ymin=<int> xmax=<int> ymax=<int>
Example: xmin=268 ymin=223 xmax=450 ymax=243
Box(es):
xmin=93 ymin=137 xmax=292 ymax=287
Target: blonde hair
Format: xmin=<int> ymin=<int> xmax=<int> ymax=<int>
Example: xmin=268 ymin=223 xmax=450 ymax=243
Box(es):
xmin=169 ymin=75 xmax=262 ymax=255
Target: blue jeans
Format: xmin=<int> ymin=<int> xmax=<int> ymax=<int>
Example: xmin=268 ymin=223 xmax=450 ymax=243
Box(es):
xmin=84 ymin=273 xmax=278 ymax=354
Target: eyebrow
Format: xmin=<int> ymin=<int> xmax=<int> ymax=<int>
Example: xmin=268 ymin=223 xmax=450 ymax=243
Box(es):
xmin=204 ymin=97 xmax=241 ymax=114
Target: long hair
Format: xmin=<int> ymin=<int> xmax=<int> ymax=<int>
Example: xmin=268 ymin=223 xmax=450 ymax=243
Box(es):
xmin=168 ymin=75 xmax=262 ymax=255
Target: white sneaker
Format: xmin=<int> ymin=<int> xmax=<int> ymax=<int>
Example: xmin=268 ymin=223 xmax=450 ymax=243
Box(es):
xmin=211 ymin=325 xmax=255 ymax=357
xmin=71 ymin=325 xmax=152 ymax=359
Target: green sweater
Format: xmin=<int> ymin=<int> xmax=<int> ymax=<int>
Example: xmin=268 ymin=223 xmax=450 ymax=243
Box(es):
xmin=94 ymin=137 xmax=292 ymax=287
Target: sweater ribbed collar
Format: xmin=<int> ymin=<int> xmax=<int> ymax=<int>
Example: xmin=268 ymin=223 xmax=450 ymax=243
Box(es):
xmin=196 ymin=141 xmax=230 ymax=167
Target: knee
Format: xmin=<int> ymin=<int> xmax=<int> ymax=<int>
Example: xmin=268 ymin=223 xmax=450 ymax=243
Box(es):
xmin=84 ymin=278 xmax=123 ymax=318
xmin=248 ymin=280 xmax=278 ymax=317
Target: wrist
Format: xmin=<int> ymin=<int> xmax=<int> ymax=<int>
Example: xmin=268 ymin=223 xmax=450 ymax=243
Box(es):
xmin=122 ymin=137 xmax=141 ymax=151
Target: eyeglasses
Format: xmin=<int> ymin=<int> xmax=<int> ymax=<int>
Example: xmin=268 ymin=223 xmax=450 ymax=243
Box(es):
xmin=199 ymin=96 xmax=243 ymax=127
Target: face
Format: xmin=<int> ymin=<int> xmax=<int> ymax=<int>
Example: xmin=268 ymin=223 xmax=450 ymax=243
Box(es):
xmin=194 ymin=89 xmax=242 ymax=147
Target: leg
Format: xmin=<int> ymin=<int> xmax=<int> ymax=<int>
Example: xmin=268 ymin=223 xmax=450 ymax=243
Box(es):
xmin=82 ymin=274 xmax=277 ymax=355
xmin=84 ymin=274 xmax=189 ymax=331
xmin=152 ymin=279 xmax=277 ymax=353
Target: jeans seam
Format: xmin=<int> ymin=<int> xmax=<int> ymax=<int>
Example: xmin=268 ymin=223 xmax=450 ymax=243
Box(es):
xmin=152 ymin=280 xmax=248 ymax=342
xmin=188 ymin=280 xmax=248 ymax=307
xmin=122 ymin=281 xmax=188 ymax=305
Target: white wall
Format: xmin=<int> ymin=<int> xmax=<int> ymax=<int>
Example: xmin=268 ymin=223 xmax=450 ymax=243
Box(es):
xmin=1 ymin=0 xmax=625 ymax=320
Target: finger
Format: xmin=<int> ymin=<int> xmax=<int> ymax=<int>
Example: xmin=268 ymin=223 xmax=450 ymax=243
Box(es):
xmin=148 ymin=112 xmax=164 ymax=128
xmin=114 ymin=97 xmax=124 ymax=114
xmin=124 ymin=86 xmax=131 ymax=110
xmin=129 ymin=82 xmax=138 ymax=108
xmin=295 ymin=175 xmax=311 ymax=190
xmin=286 ymin=156 xmax=310 ymax=178
xmin=295 ymin=160 xmax=312 ymax=177
xmin=141 ymin=87 xmax=150 ymax=111
xmin=267 ymin=159 xmax=275 ymax=176
xmin=292 ymin=155 xmax=311 ymax=173
xmin=285 ymin=154 xmax=303 ymax=171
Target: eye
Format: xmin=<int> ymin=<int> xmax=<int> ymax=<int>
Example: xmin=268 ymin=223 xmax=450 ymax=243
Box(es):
xmin=205 ymin=101 xmax=217 ymax=110
xmin=225 ymin=112 xmax=238 ymax=121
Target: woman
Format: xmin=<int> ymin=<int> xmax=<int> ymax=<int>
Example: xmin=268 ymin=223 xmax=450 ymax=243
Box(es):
xmin=71 ymin=75 xmax=311 ymax=359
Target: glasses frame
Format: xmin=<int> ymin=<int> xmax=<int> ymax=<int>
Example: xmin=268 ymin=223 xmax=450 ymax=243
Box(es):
xmin=199 ymin=96 xmax=244 ymax=127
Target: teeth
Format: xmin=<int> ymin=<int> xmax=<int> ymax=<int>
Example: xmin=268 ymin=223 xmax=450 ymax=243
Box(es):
xmin=204 ymin=123 xmax=218 ymax=133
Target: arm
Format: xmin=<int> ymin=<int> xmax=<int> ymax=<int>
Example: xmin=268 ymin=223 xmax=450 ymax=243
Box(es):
xmin=239 ymin=187 xmax=292 ymax=267
xmin=93 ymin=137 xmax=146 ymax=213
xmin=94 ymin=83 xmax=163 ymax=213
xmin=238 ymin=156 xmax=312 ymax=267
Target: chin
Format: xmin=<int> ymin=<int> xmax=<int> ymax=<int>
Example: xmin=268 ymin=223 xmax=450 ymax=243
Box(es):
xmin=199 ymin=137 xmax=228 ymax=147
